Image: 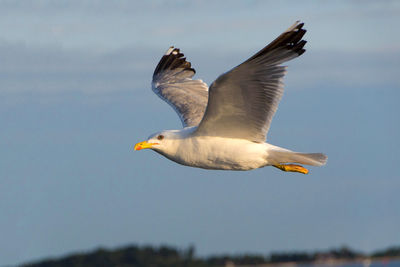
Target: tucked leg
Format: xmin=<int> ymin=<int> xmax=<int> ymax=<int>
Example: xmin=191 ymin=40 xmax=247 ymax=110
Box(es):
xmin=273 ymin=164 xmax=309 ymax=174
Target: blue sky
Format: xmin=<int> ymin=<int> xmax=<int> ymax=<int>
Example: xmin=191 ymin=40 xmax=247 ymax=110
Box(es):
xmin=1 ymin=1 xmax=400 ymax=266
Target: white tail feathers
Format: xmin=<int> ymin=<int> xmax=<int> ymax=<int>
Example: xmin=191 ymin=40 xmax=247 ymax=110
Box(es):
xmin=269 ymin=150 xmax=327 ymax=166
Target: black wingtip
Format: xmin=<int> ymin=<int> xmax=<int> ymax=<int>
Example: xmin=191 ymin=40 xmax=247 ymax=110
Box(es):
xmin=283 ymin=22 xmax=307 ymax=55
xmin=245 ymin=21 xmax=307 ymax=63
xmin=293 ymin=40 xmax=307 ymax=53
xmin=153 ymin=46 xmax=195 ymax=79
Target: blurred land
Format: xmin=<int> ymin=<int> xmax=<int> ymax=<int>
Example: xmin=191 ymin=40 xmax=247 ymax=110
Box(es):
xmin=21 ymin=245 xmax=400 ymax=267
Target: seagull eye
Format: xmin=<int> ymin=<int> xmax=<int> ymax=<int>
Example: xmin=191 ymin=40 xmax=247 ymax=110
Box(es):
xmin=157 ymin=135 xmax=164 ymax=141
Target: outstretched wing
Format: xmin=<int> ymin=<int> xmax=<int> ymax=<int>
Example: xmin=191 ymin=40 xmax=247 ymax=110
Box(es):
xmin=152 ymin=47 xmax=209 ymax=127
xmin=195 ymin=21 xmax=307 ymax=142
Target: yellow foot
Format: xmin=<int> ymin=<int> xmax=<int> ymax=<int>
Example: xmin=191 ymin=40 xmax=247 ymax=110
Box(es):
xmin=273 ymin=164 xmax=309 ymax=174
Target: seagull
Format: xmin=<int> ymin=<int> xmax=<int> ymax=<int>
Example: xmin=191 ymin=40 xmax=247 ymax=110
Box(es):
xmin=134 ymin=21 xmax=327 ymax=174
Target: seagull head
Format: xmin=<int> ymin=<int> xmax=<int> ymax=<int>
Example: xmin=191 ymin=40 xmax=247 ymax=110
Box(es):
xmin=134 ymin=127 xmax=195 ymax=156
xmin=134 ymin=129 xmax=183 ymax=153
xmin=134 ymin=132 xmax=165 ymax=151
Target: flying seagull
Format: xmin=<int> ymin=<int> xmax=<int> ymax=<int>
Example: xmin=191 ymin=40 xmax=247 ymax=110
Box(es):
xmin=134 ymin=21 xmax=327 ymax=174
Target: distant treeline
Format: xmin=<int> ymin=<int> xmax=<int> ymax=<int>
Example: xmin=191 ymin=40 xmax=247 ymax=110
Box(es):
xmin=21 ymin=244 xmax=400 ymax=267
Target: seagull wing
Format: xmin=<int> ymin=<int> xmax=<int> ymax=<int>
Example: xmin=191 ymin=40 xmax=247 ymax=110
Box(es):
xmin=152 ymin=47 xmax=209 ymax=127
xmin=195 ymin=21 xmax=307 ymax=142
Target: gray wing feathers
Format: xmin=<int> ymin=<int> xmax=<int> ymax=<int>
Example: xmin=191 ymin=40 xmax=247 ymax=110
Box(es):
xmin=195 ymin=21 xmax=307 ymax=142
xmin=152 ymin=47 xmax=208 ymax=127
xmin=268 ymin=150 xmax=328 ymax=166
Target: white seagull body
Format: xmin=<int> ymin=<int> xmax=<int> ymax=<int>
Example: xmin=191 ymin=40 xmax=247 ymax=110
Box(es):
xmin=135 ymin=22 xmax=327 ymax=174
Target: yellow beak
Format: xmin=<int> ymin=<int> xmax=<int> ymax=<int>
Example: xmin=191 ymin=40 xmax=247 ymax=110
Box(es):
xmin=134 ymin=141 xmax=158 ymax=151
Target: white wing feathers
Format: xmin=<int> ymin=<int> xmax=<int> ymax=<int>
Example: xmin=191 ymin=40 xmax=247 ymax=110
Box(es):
xmin=195 ymin=21 xmax=307 ymax=142
xmin=152 ymin=47 xmax=208 ymax=127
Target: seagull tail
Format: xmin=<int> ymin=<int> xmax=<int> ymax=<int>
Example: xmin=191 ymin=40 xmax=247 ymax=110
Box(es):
xmin=268 ymin=150 xmax=327 ymax=166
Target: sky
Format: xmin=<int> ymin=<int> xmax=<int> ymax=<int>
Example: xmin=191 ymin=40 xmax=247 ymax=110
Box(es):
xmin=1 ymin=0 xmax=400 ymax=266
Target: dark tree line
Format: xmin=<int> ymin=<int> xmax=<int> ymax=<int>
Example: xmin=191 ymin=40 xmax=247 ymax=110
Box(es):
xmin=21 ymin=244 xmax=400 ymax=267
